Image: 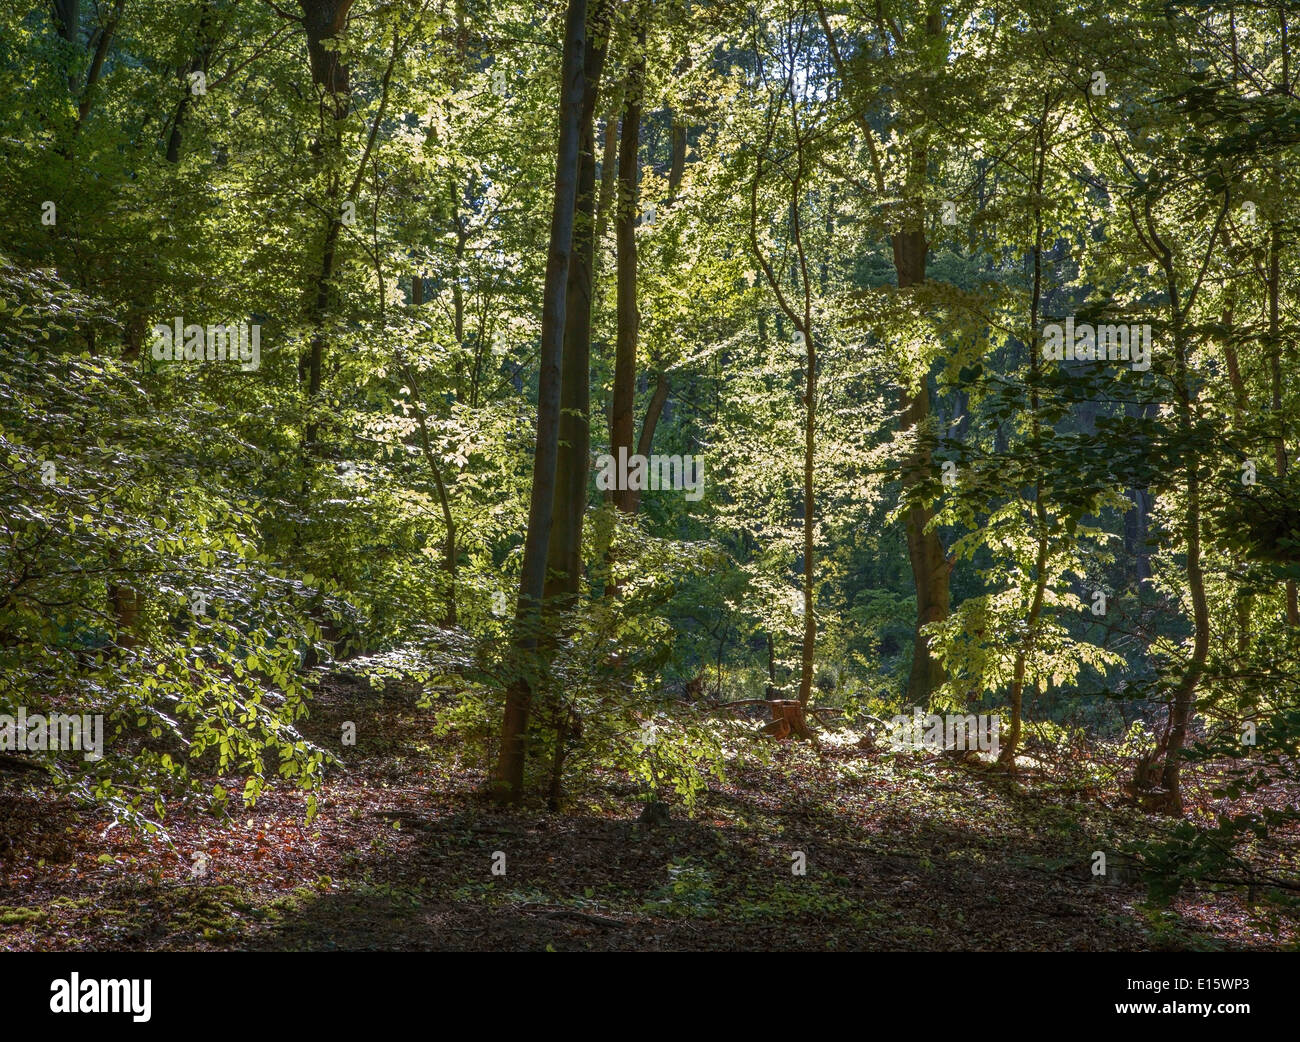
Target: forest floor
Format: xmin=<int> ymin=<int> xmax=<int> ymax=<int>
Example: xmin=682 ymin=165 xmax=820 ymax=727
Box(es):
xmin=2 ymin=672 xmax=1297 ymax=952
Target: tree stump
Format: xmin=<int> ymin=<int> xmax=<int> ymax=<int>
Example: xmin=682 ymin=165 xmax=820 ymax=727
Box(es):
xmin=766 ymin=700 xmax=814 ymax=740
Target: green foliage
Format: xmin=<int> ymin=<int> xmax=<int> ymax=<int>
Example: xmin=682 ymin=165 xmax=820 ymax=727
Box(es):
xmin=0 ymin=0 xmax=1297 ymax=923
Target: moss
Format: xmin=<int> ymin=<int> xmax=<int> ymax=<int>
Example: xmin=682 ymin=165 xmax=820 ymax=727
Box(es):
xmin=0 ymin=905 xmax=48 ymax=926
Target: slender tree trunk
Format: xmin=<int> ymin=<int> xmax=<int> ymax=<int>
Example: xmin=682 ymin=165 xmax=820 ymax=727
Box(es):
xmin=297 ymin=0 xmax=357 ymax=452
xmin=396 ymin=357 xmax=459 ymax=627
xmin=491 ymin=0 xmax=588 ymax=803
xmin=1132 ymin=196 xmax=1223 ymax=814
xmin=601 ymin=11 xmax=645 ymax=599
xmin=74 ymin=0 xmax=124 ymax=128
xmin=629 ymin=372 xmax=669 ymax=513
xmin=998 ymin=99 xmax=1053 ymax=768
xmin=610 ymin=18 xmax=644 ymax=520
xmin=1222 ymin=299 xmax=1255 ymax=676
xmin=667 ymin=119 xmax=686 ymax=201
xmin=747 ymin=82 xmax=818 ymax=709
xmin=545 ymin=0 xmax=611 ymax=607
xmin=894 ymin=229 xmax=948 ymax=708
xmin=798 ymin=333 xmax=816 ymax=706
xmin=593 ymin=88 xmax=622 ymax=279
xmin=1267 ymin=217 xmax=1298 ymax=625
xmin=1157 ymin=312 xmax=1209 ymax=813
xmin=898 ymin=11 xmax=948 ymax=708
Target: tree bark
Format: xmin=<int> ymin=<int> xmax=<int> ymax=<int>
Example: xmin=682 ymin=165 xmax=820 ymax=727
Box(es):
xmin=1266 ymin=216 xmax=1298 ymax=626
xmin=52 ymin=0 xmax=79 ymax=43
xmin=629 ymin=371 xmax=669 ymax=513
xmin=492 ymin=0 xmax=588 ymax=803
xmin=814 ymin=0 xmax=950 ymax=709
xmin=298 ymin=0 xmax=354 ymax=120
xmin=748 ymin=88 xmax=817 ymax=707
xmin=998 ymin=96 xmax=1053 ymax=767
xmin=894 ymin=229 xmax=948 ymax=708
xmin=610 ymin=15 xmax=644 ymax=520
xmin=593 ymin=89 xmax=622 ymax=278
xmin=667 ymin=118 xmax=686 ymax=201
xmin=74 ymin=0 xmax=124 ymax=128
xmin=297 ymin=0 xmax=357 ymax=451
xmin=165 ymin=2 xmax=218 ymax=163
xmin=1129 ymin=193 xmax=1225 ymax=814
xmin=544 ymin=0 xmax=611 ymax=607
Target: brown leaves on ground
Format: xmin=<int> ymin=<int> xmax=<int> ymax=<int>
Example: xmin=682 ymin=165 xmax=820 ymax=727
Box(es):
xmin=1 ymin=674 xmax=1296 ymax=951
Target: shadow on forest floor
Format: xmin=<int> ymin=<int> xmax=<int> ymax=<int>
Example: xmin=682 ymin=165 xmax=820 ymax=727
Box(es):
xmin=1 ymin=673 xmax=1292 ymax=951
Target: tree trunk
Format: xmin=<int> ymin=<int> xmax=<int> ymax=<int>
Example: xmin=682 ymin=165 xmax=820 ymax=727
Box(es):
xmin=629 ymin=371 xmax=669 ymax=513
xmin=798 ymin=344 xmax=816 ymax=707
xmin=601 ymin=11 xmax=645 ymax=599
xmin=1222 ymin=300 xmax=1255 ymax=678
xmin=166 ymin=1 xmax=217 ymax=164
xmin=814 ymin=0 xmax=950 ymax=709
xmin=593 ymin=90 xmax=622 ymax=279
xmin=1156 ymin=299 xmax=1210 ymax=811
xmin=491 ymin=0 xmax=587 ymax=804
xmin=544 ymin=0 xmax=611 ymax=607
xmin=539 ymin=0 xmax=611 ymax=810
xmin=396 ymin=357 xmax=458 ymax=627
xmin=667 ymin=118 xmax=686 ymax=201
xmin=52 ymin=0 xmax=79 ymax=43
xmin=998 ymin=96 xmax=1053 ymax=768
xmin=297 ymin=0 xmax=356 ymax=451
xmin=1131 ymin=196 xmax=1223 ymax=815
xmin=72 ymin=0 xmax=124 ymax=130
xmin=1267 ymin=218 xmax=1298 ymax=626
xmin=610 ymin=19 xmax=644 ymax=519
xmin=298 ymin=0 xmax=354 ymax=120
xmin=894 ymin=230 xmax=949 ymax=708
xmin=766 ymin=632 xmax=777 ymax=698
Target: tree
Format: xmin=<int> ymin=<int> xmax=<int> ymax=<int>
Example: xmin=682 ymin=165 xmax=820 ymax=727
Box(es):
xmin=491 ymin=0 xmax=589 ymax=804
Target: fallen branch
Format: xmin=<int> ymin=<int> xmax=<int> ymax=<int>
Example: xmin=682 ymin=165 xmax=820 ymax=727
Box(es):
xmin=516 ymin=903 xmax=629 ymax=928
xmin=704 ymin=700 xmax=842 ymax=716
xmin=704 ymin=699 xmax=775 ymax=711
xmin=0 ymin=754 xmax=51 ymax=774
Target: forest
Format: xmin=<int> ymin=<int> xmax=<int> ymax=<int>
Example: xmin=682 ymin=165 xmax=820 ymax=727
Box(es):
xmin=1 ymin=0 xmax=1299 ymax=958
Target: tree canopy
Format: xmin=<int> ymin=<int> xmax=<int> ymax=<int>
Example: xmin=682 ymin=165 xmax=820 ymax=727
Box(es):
xmin=2 ymin=0 xmax=1300 ymax=953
